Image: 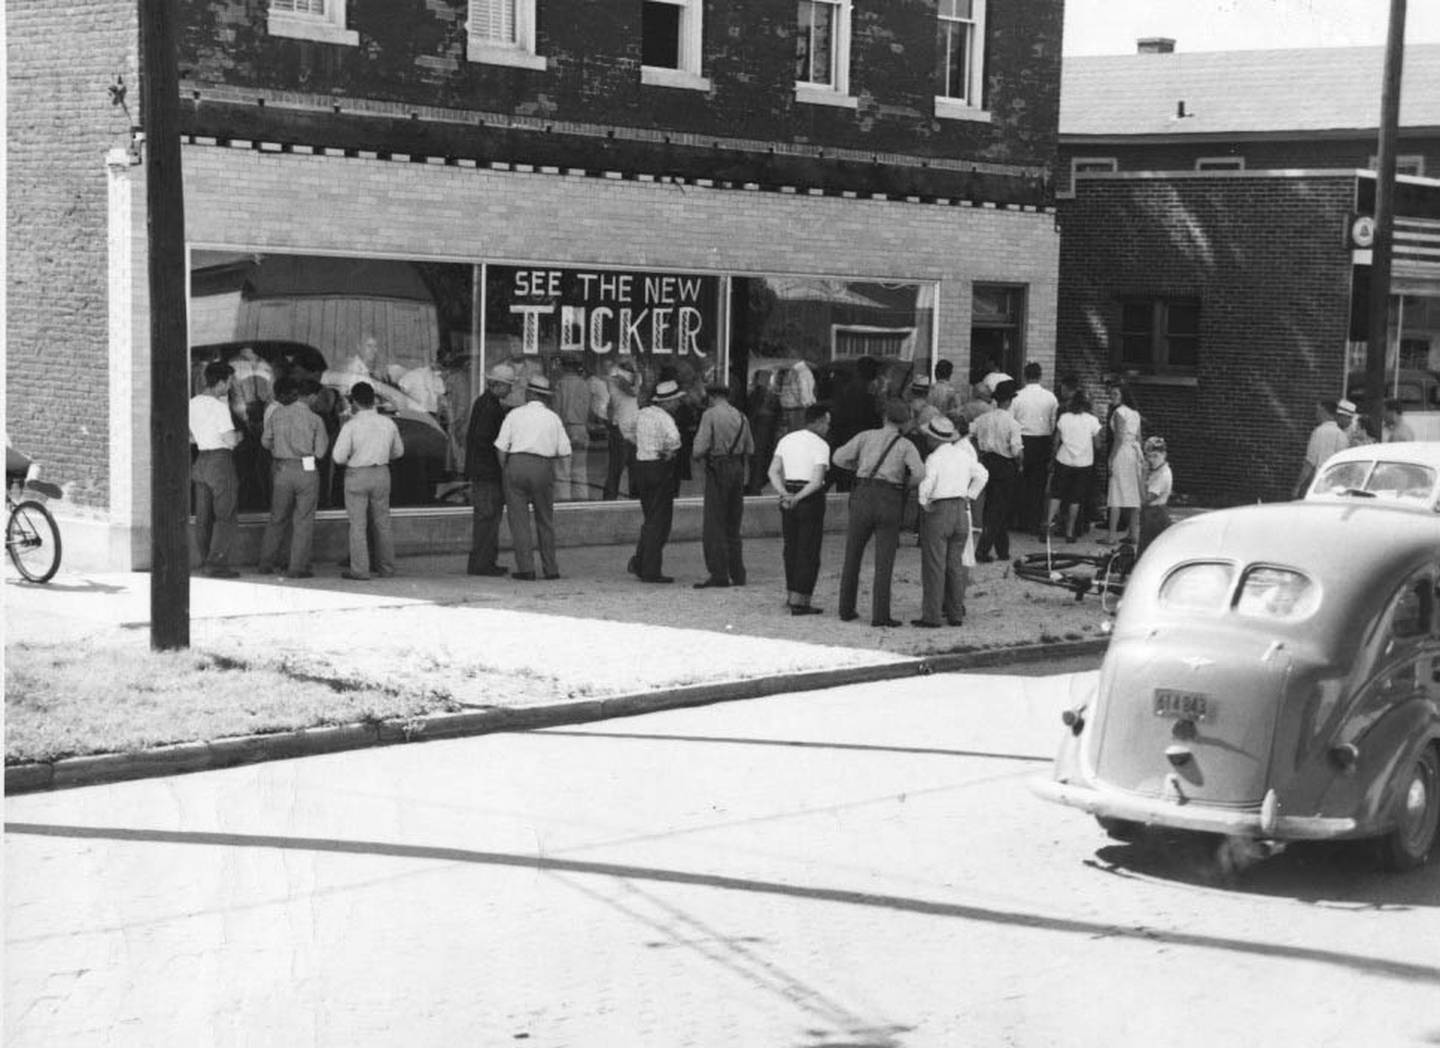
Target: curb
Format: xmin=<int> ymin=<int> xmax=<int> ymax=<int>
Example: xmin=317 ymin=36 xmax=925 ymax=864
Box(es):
xmin=5 ymin=638 xmax=1106 ymax=795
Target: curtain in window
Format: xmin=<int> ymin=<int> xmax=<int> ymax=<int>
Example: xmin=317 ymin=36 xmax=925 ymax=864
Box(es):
xmin=272 ymin=0 xmax=328 ymax=15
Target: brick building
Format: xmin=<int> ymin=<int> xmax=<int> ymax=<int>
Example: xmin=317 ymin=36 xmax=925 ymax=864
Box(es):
xmin=8 ymin=0 xmax=1064 ymax=570
xmin=1056 ymin=41 xmax=1440 ymax=505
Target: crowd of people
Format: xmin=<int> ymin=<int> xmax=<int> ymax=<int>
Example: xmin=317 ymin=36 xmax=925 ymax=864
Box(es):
xmin=188 ymin=347 xmax=1182 ymax=623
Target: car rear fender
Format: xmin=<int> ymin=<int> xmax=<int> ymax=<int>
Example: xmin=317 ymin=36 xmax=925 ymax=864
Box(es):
xmin=1325 ymin=701 xmax=1440 ymax=833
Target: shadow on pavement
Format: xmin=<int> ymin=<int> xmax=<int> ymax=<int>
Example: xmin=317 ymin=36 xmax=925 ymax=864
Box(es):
xmin=9 ymin=820 xmax=1438 ymax=985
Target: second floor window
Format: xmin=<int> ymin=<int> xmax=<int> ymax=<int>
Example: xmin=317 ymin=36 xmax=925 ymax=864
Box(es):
xmin=937 ymin=0 xmax=985 ymax=104
xmin=796 ymin=0 xmax=850 ymax=93
xmin=269 ymin=0 xmax=357 ymax=44
xmin=642 ymin=0 xmax=703 ymax=77
xmin=469 ymin=0 xmax=543 ymax=68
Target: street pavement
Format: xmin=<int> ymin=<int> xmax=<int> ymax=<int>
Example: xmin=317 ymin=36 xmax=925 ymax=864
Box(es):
xmin=7 ymin=671 xmax=1437 ymax=1047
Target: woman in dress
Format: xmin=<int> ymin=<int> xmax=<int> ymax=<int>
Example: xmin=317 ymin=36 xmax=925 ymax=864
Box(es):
xmin=1103 ymin=383 xmax=1144 ymax=545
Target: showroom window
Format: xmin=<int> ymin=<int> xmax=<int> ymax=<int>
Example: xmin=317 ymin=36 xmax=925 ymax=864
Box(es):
xmin=1119 ymin=297 xmax=1200 ymax=374
xmin=189 ymin=250 xmax=476 ymax=513
xmin=268 ymin=0 xmax=358 ymax=45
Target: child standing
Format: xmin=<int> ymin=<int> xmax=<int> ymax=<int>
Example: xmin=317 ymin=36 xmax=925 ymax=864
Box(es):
xmin=1138 ymin=435 xmax=1173 ymax=556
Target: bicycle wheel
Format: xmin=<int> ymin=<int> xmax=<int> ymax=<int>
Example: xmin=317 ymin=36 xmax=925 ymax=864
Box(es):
xmin=7 ymin=500 xmax=62 ymax=583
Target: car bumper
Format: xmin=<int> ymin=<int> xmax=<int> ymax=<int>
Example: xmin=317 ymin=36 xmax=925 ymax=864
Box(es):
xmin=1031 ymin=777 xmax=1359 ymax=840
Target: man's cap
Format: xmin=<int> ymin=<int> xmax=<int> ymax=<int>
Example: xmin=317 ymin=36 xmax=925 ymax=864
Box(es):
xmin=1336 ymin=398 xmax=1357 ymax=417
xmin=923 ymin=416 xmax=961 ymax=444
xmin=1143 ymin=435 xmax=1168 ymax=454
xmin=526 ymin=375 xmax=554 ymax=396
xmin=486 ymin=363 xmax=516 ymax=384
xmin=652 ymin=379 xmax=684 ymax=403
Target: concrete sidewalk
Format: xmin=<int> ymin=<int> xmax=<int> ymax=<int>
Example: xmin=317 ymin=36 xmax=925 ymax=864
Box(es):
xmin=5 ymin=529 xmax=1110 ymax=792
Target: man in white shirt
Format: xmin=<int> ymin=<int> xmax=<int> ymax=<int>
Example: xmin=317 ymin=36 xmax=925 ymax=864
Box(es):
xmin=332 ymin=381 xmax=405 ymax=580
xmin=1011 ymin=362 xmax=1059 ymax=533
xmin=970 ymin=380 xmax=1024 ymax=562
xmin=1293 ymin=398 xmax=1352 ymax=497
xmin=495 ymin=374 xmax=572 ymax=580
xmin=914 ymin=416 xmax=988 ymax=628
xmin=188 ymin=361 xmax=242 ymax=578
xmin=628 ymin=379 xmax=685 ymax=583
xmin=980 ymin=357 xmax=1014 ymax=395
xmin=767 ymin=403 xmax=832 ymax=615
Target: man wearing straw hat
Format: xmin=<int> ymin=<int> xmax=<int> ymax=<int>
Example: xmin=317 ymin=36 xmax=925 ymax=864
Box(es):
xmin=1293 ymin=397 xmax=1353 ymax=498
xmin=913 ymin=415 xmax=988 ymax=628
xmin=692 ymin=379 xmax=755 ymax=589
xmin=628 ymin=378 xmax=686 ymax=583
xmin=494 ymin=373 xmax=571 ymax=580
xmin=464 ymin=362 xmax=515 ymax=577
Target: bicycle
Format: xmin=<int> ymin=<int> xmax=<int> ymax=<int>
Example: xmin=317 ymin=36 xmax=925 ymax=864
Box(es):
xmin=6 ymin=452 xmax=63 ymax=584
xmin=1011 ymin=538 xmax=1136 ymax=613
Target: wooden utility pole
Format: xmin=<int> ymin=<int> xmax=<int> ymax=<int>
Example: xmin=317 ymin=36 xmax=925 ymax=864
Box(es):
xmin=1365 ymin=0 xmax=1406 ymax=440
xmin=141 ymin=0 xmax=191 ymax=649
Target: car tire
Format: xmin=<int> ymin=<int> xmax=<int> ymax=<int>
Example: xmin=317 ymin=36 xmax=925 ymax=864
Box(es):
xmin=1380 ymin=744 xmax=1440 ymax=873
xmin=1096 ymin=816 xmax=1144 ymax=842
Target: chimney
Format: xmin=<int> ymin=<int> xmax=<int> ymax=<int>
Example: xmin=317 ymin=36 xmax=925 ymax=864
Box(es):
xmin=1137 ymin=37 xmax=1176 ymax=54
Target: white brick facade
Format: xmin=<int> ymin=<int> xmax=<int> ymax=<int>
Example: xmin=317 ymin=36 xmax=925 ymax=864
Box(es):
xmin=90 ymin=144 xmax=1058 ymax=569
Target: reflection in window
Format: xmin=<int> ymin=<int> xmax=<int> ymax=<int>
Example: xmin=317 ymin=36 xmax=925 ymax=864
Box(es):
xmin=1317 ymin=460 xmax=1372 ymax=495
xmin=189 ymin=250 xmax=475 ymax=512
xmin=731 ymin=276 xmax=936 ymax=483
xmin=1316 ymin=459 xmax=1437 ymax=506
xmin=1235 ymin=566 xmax=1318 ymax=621
xmin=1392 ymin=578 xmax=1434 ymax=639
xmin=1159 ymin=561 xmax=1234 ymax=611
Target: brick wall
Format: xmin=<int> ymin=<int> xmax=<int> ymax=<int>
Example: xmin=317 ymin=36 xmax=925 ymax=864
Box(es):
xmin=7 ymin=0 xmax=138 ymax=508
xmin=1056 ymin=172 xmax=1357 ymax=506
xmin=179 ymin=0 xmax=1062 ymax=182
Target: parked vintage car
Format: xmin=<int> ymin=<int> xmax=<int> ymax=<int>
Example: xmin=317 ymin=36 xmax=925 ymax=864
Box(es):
xmin=1304 ymin=441 xmax=1440 ymax=515
xmin=1346 ymin=368 xmax=1440 ymax=442
xmin=1032 ymin=501 xmax=1440 ymax=871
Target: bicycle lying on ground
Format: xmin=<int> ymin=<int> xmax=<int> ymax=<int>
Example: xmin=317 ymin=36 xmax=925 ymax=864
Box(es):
xmin=1011 ymin=539 xmax=1136 ymax=613
xmin=6 ymin=451 xmax=63 ymax=583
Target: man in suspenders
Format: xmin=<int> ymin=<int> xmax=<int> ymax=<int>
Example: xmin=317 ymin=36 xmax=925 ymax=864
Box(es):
xmin=830 ymin=398 xmax=924 ymax=627
xmin=691 ymin=381 xmax=756 ymax=589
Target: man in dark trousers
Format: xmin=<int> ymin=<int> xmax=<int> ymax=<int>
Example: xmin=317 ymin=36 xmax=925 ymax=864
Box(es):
xmin=970 ymin=379 xmax=1024 ymax=562
xmin=767 ymin=403 xmax=832 ymax=615
xmin=628 ymin=379 xmax=685 ymax=583
xmin=831 ymin=398 xmax=924 ymax=627
xmin=691 ymin=381 xmax=755 ymax=589
xmin=494 ymin=374 xmax=571 ymax=581
xmin=464 ymin=363 xmax=515 ymax=576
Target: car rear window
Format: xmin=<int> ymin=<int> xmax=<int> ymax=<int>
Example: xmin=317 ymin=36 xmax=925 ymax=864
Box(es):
xmin=1234 ymin=566 xmax=1319 ymax=620
xmin=1159 ymin=562 xmax=1235 ymax=611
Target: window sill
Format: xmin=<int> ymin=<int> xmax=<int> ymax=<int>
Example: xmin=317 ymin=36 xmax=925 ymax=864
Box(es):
xmin=467 ymin=42 xmax=548 ymax=71
xmin=641 ymin=67 xmax=711 ymax=91
xmin=267 ymin=14 xmax=359 ymax=46
xmin=794 ymin=84 xmax=858 ymax=109
xmin=934 ymin=97 xmax=992 ymax=123
xmin=1124 ymin=373 xmax=1200 ymax=389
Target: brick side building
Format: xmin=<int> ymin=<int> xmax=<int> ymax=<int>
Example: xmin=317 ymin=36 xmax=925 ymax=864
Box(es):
xmin=7 ymin=0 xmax=1064 ymax=570
xmin=1056 ymin=42 xmax=1440 ymax=506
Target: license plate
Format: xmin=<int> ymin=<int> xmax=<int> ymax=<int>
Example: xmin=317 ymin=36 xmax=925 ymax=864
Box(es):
xmin=1153 ymin=688 xmax=1213 ymax=722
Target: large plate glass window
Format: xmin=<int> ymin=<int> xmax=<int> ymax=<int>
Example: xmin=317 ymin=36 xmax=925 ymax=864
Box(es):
xmin=730 ymin=276 xmax=936 ymax=486
xmin=484 ymin=265 xmax=723 ymax=501
xmin=189 ymin=250 xmax=476 ymax=513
